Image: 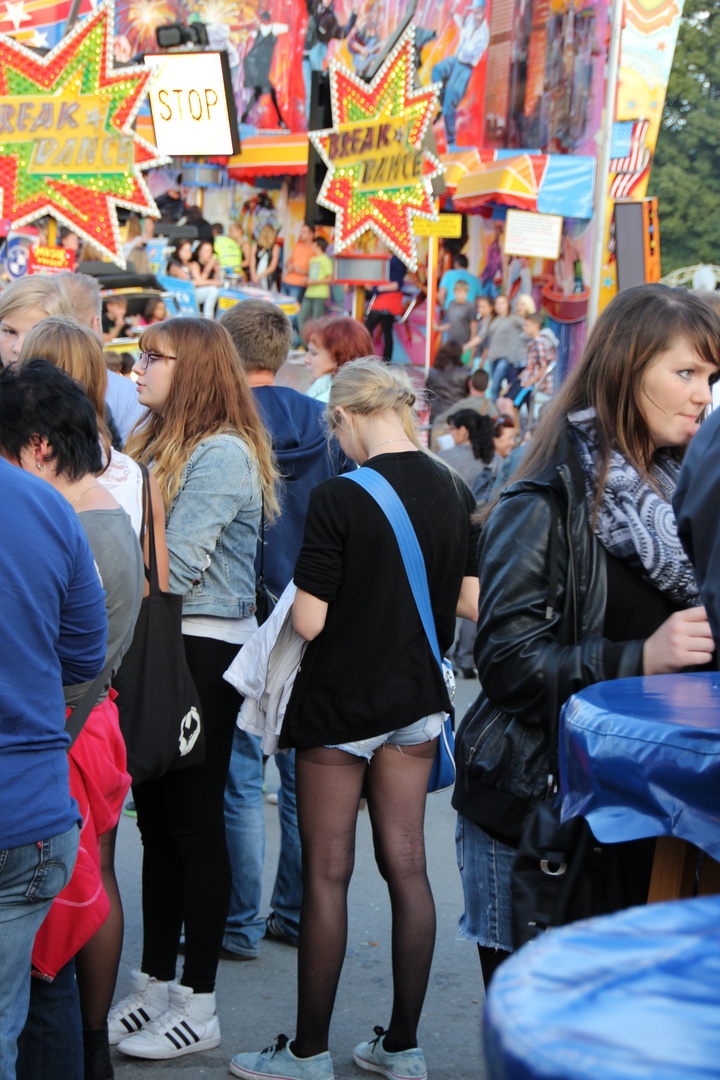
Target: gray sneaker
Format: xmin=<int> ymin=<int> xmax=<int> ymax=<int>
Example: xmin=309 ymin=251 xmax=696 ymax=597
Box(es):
xmin=230 ymin=1034 xmax=334 ymax=1080
xmin=353 ymin=1027 xmax=427 ymax=1080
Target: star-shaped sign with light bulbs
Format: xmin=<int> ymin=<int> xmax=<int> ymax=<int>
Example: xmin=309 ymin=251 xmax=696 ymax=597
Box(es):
xmin=309 ymin=26 xmax=444 ymax=271
xmin=0 ymin=0 xmax=170 ymax=266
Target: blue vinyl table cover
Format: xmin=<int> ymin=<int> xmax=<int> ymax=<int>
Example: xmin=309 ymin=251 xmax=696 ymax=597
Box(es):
xmin=559 ymin=673 xmax=720 ymax=857
xmin=484 ymin=895 xmax=720 ymax=1080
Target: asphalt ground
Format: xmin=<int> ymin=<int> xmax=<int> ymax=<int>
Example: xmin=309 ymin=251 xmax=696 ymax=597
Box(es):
xmin=111 ymin=674 xmax=488 ymax=1080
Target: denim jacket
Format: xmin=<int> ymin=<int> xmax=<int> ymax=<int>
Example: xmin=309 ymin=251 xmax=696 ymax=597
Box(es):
xmin=166 ymin=433 xmax=261 ymax=617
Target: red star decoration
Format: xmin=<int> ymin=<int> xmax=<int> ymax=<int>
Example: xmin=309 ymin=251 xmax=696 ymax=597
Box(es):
xmin=309 ymin=26 xmax=443 ymax=271
xmin=0 ymin=0 xmax=169 ymax=266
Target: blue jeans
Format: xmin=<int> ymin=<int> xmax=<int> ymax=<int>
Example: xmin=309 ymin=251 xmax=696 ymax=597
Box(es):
xmin=223 ymin=729 xmax=302 ymax=956
xmin=284 ymin=284 xmax=305 ymax=303
xmin=0 ymin=824 xmax=79 ymax=1080
xmin=16 ymin=959 xmax=83 ymax=1080
xmin=303 ymin=43 xmax=327 ymax=124
xmin=456 ymin=814 xmax=514 ymax=952
xmin=431 ymin=56 xmax=473 ymax=145
xmin=490 ymin=358 xmax=518 ymax=401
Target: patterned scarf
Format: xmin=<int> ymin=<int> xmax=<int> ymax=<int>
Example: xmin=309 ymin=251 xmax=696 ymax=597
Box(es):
xmin=569 ymin=410 xmax=699 ymax=607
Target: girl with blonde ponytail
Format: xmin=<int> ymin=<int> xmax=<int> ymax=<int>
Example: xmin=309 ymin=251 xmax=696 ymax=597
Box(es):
xmin=230 ymin=357 xmax=480 ymax=1080
xmin=113 ymin=318 xmax=278 ymax=1062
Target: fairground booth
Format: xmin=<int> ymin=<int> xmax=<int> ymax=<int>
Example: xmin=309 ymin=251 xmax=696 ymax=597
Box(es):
xmin=0 ymin=0 xmax=676 ymax=376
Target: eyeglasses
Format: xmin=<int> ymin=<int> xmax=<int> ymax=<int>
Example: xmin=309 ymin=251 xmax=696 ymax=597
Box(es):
xmin=137 ymin=350 xmax=177 ymax=372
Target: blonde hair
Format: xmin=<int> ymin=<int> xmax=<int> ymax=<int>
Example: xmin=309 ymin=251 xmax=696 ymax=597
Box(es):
xmin=17 ymin=314 xmax=112 ymax=462
xmin=327 ymin=357 xmax=423 ymax=449
xmin=126 ymin=214 xmax=142 ymax=240
xmin=0 ymin=276 xmax=72 ymax=322
xmin=515 ymin=293 xmax=536 ymax=316
xmin=53 ymin=271 xmax=102 ymax=329
xmin=125 ymin=317 xmax=279 ymax=517
xmin=257 ymin=224 xmax=277 ymax=250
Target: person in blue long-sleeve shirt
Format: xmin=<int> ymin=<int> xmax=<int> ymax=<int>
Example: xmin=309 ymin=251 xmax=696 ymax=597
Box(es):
xmin=0 ymin=456 xmax=107 ymax=1080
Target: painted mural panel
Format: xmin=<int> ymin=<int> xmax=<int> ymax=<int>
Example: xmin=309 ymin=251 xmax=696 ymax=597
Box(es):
xmin=598 ymin=0 xmax=685 ymax=308
xmin=0 ymin=0 xmax=610 ymax=153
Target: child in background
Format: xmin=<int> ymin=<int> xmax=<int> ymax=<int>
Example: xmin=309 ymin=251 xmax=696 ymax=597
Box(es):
xmin=466 ymin=293 xmax=495 ymax=368
xmin=297 ymin=238 xmax=333 ymax=341
xmin=436 ymin=279 xmax=477 ymax=361
xmin=141 ymin=298 xmax=167 ymax=326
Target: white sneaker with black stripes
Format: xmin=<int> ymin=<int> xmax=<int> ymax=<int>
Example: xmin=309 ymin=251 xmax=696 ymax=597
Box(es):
xmin=116 ymin=980 xmax=221 ymax=1059
xmin=108 ymin=970 xmax=169 ymax=1046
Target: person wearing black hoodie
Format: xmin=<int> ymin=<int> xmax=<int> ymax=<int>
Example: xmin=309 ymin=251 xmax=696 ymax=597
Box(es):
xmin=218 ymin=299 xmax=350 ymax=958
xmin=674 ymin=405 xmax=720 ymax=646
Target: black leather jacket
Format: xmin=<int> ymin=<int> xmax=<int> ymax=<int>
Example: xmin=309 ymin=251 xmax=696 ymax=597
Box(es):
xmin=452 ymin=427 xmax=645 ymax=845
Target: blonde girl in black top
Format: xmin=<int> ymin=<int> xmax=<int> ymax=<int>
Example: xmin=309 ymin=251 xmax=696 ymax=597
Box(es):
xmin=229 ymin=359 xmax=479 ymax=1080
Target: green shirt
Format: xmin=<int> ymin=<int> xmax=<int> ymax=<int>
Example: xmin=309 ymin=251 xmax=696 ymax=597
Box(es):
xmin=214 ymin=236 xmax=242 ymax=273
xmin=304 ymin=253 xmax=333 ymax=299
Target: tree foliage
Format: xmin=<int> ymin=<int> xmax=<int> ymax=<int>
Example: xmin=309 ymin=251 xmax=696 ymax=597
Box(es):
xmin=648 ymin=0 xmax=720 ymax=273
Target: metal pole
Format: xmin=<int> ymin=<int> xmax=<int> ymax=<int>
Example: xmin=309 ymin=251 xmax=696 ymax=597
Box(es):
xmin=425 ymin=235 xmax=438 ymax=377
xmin=63 ymin=0 xmax=82 ymax=36
xmin=587 ymin=0 xmax=624 ymax=328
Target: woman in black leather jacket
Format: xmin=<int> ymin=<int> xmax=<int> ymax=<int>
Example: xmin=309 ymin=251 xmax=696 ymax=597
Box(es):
xmin=453 ymin=284 xmax=719 ymax=986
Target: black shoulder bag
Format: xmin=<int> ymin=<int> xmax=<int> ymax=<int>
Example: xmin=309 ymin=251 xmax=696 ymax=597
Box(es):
xmin=112 ymin=465 xmax=204 ymax=785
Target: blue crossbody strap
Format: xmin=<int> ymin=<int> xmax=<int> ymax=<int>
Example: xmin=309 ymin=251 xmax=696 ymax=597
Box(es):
xmin=341 ymin=468 xmax=442 ymax=668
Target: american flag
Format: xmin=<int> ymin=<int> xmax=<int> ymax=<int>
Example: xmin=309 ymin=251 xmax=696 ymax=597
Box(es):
xmin=609 ymin=120 xmax=651 ymax=198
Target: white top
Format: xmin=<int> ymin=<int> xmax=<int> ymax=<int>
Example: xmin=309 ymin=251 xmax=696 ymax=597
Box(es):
xmin=98 ymin=450 xmax=144 ymax=538
xmin=182 ymin=613 xmax=258 ymax=644
xmin=455 ymin=16 xmax=489 ymax=66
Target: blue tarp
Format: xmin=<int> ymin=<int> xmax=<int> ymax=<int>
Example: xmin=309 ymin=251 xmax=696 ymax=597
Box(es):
xmin=485 ymin=895 xmax=720 ymax=1080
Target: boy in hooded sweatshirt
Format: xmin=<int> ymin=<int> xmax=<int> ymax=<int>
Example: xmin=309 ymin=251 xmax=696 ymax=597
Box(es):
xmin=217 ymin=299 xmax=350 ymax=958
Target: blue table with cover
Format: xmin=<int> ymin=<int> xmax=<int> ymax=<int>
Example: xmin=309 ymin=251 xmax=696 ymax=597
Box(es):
xmin=559 ymin=673 xmax=720 ymax=898
xmin=484 ymin=895 xmax=720 ymax=1080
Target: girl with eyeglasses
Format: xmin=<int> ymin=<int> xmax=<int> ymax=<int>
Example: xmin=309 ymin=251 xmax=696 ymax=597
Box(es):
xmin=108 ymin=318 xmax=278 ymax=1063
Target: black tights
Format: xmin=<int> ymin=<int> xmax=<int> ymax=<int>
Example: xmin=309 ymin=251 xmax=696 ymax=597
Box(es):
xmin=132 ymin=636 xmax=241 ymax=994
xmin=75 ymin=826 xmax=123 ymax=1028
xmin=478 ymin=945 xmax=511 ymax=988
xmin=292 ymin=740 xmax=437 ymax=1058
xmin=365 ymin=311 xmax=396 ymax=363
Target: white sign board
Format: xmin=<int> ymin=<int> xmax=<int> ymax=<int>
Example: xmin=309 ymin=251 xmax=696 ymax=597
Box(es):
xmin=504 ymin=210 xmax=563 ymax=260
xmin=145 ymin=52 xmax=239 ymax=156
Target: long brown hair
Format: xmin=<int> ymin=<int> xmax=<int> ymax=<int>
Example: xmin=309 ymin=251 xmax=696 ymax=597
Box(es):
xmin=17 ymin=314 xmax=112 ymax=465
xmin=496 ymin=284 xmax=720 ymax=515
xmin=126 ymin=318 xmax=278 ymax=516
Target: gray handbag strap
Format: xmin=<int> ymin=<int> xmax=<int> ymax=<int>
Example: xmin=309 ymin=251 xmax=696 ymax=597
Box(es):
xmin=64 ymin=657 xmax=114 ymax=749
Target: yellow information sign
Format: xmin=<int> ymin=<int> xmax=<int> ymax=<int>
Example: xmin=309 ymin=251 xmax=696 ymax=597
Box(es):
xmin=413 ymin=214 xmax=462 ymax=238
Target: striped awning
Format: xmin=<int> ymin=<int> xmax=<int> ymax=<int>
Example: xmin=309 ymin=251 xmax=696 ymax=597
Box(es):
xmin=442 ymin=149 xmax=595 ymax=220
xmin=226 ymin=134 xmax=309 ymax=179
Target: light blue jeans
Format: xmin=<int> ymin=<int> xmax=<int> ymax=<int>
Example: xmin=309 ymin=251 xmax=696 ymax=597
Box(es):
xmin=303 ymin=43 xmax=327 ymax=125
xmin=490 ymin=358 xmax=518 ymax=401
xmin=431 ymin=56 xmax=473 ymax=145
xmin=223 ymin=728 xmax=302 ymax=956
xmin=0 ymin=823 xmax=79 ymax=1080
xmin=456 ymin=814 xmax=514 ymax=952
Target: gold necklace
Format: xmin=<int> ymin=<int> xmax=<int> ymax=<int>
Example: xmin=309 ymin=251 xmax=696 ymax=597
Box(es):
xmin=70 ymin=482 xmax=102 ymax=506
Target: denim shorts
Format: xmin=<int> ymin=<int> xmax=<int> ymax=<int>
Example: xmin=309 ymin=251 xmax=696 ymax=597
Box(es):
xmin=455 ymin=814 xmax=515 ymax=952
xmin=327 ymin=712 xmax=444 ymax=761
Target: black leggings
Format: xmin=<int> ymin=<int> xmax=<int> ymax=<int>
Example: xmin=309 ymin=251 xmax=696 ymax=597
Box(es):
xmin=365 ymin=310 xmax=396 ymax=363
xmin=132 ymin=636 xmax=241 ymax=994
